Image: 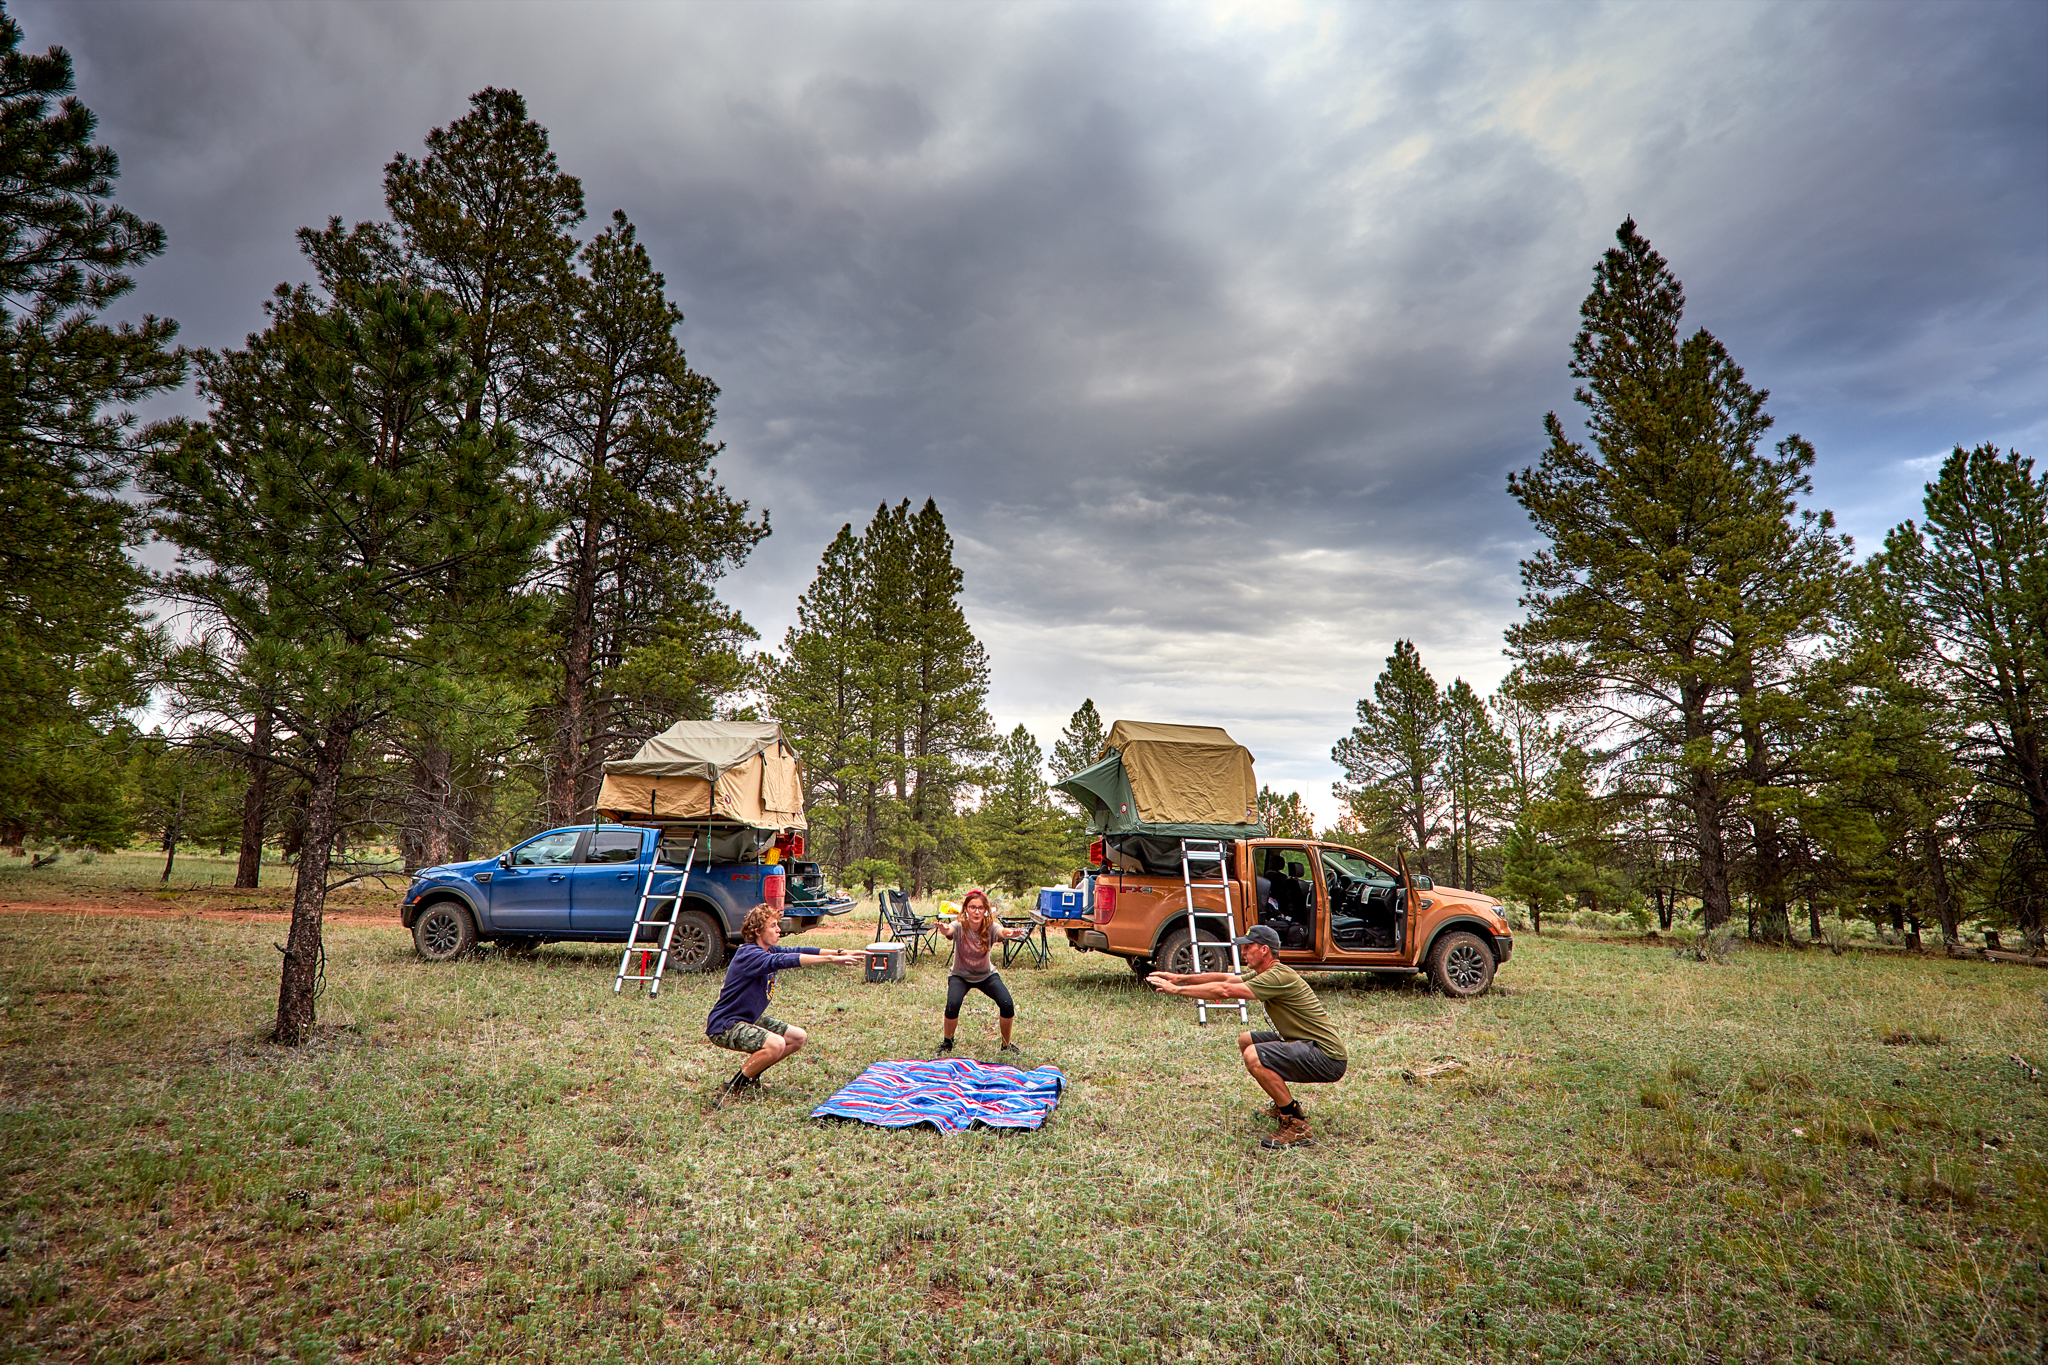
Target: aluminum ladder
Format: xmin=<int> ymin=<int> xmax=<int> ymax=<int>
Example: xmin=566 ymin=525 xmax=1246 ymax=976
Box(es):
xmin=1179 ymin=838 xmax=1247 ymax=1026
xmin=613 ymin=834 xmax=701 ymax=996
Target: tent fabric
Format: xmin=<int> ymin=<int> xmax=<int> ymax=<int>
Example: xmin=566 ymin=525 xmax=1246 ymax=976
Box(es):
xmin=810 ymin=1059 xmax=1065 ymax=1133
xmin=595 ymin=721 xmax=807 ymax=829
xmin=1054 ymin=719 xmax=1266 ymax=838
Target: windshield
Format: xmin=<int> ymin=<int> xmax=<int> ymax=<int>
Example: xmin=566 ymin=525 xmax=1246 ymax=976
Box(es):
xmin=1321 ymin=848 xmax=1396 ymax=884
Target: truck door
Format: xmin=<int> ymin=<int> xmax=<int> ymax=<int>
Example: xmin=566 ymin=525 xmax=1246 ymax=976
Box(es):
xmin=1252 ymin=842 xmax=1321 ymax=962
xmin=569 ymin=828 xmax=647 ymax=934
xmin=489 ymin=829 xmax=584 ymax=931
xmin=1322 ymin=845 xmax=1405 ymax=958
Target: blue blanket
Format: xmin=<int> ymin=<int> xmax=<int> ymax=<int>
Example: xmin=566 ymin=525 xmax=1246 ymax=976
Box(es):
xmin=811 ymin=1058 xmax=1066 ymax=1133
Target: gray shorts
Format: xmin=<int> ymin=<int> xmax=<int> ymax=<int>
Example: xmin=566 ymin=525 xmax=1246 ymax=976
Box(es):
xmin=1251 ymin=1031 xmax=1348 ymax=1084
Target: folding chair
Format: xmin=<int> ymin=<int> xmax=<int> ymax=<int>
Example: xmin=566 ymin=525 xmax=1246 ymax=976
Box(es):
xmin=1001 ymin=913 xmax=1052 ymax=968
xmin=881 ymin=890 xmax=941 ymax=963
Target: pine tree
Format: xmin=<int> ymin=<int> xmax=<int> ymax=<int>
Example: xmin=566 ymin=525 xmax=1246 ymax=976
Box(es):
xmin=146 ymin=280 xmax=548 ymax=1044
xmin=1506 ymin=219 xmax=1848 ymax=934
xmin=1051 ymin=700 xmax=1108 ymax=781
xmin=901 ymin=500 xmax=994 ymax=893
xmin=1333 ymin=640 xmax=1446 ymax=874
xmin=1881 ymin=444 xmax=2048 ymax=950
xmin=299 ymin=88 xmax=584 ymax=865
xmin=973 ymin=725 xmax=1069 ymax=895
xmin=1257 ymin=787 xmax=1317 ymax=839
xmin=1440 ymin=679 xmax=1511 ymax=890
xmin=517 ymin=212 xmax=765 ymax=823
xmin=0 ymin=10 xmax=182 ymax=849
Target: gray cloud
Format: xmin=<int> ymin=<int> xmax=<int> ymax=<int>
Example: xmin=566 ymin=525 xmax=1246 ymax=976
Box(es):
xmin=32 ymin=0 xmax=2047 ymax=817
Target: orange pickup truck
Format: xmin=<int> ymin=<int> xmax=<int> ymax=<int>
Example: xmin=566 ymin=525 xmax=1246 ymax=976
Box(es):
xmin=1062 ymin=836 xmax=1513 ymax=998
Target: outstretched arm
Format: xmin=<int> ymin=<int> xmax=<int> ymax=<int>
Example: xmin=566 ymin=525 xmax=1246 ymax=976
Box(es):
xmin=1146 ymin=972 xmax=1255 ymax=1001
xmin=1149 ymin=970 xmax=1237 ymax=986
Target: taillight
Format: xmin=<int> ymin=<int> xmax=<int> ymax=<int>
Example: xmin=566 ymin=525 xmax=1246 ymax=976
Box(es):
xmin=1096 ymin=884 xmax=1116 ymax=924
xmin=1089 ymin=837 xmax=1104 ymax=866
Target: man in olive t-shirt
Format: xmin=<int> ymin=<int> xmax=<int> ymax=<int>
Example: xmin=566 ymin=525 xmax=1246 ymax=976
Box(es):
xmin=1147 ymin=924 xmax=1347 ymax=1149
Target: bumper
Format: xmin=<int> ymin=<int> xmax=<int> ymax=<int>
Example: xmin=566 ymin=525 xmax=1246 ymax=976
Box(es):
xmin=1493 ymin=935 xmax=1513 ymax=963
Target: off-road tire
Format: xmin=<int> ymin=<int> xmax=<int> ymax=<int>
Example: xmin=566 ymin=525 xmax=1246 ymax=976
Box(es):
xmin=1156 ymin=925 xmax=1231 ymax=976
xmin=1427 ymin=930 xmax=1495 ymax=998
xmin=413 ymin=900 xmax=478 ymax=962
xmin=664 ymin=910 xmax=728 ymax=973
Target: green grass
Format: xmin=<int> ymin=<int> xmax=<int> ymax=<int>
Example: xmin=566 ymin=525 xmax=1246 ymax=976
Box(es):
xmin=0 ymin=846 xmax=404 ymax=899
xmin=1 ymin=914 xmax=2044 ymax=1363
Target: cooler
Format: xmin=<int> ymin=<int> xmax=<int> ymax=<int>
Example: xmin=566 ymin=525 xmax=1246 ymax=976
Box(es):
xmin=1037 ymin=880 xmax=1092 ymax=920
xmin=863 ymin=942 xmax=907 ymax=983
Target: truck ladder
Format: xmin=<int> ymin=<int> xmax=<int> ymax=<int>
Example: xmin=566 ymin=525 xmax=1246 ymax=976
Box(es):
xmin=613 ymin=834 xmax=701 ymax=996
xmin=1179 ymin=838 xmax=1247 ymax=1026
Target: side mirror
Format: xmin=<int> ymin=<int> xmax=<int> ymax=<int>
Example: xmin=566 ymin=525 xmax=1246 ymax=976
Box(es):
xmin=1413 ymin=875 xmax=1433 ymax=891
xmin=497 ymin=854 xmax=511 ymax=869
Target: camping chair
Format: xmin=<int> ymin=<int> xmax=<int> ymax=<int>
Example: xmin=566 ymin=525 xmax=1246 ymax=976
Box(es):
xmin=1001 ymin=912 xmax=1051 ymax=968
xmin=880 ymin=890 xmax=940 ymax=963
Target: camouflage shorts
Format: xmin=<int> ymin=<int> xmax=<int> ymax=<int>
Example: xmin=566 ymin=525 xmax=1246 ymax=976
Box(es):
xmin=708 ymin=1016 xmax=790 ymax=1054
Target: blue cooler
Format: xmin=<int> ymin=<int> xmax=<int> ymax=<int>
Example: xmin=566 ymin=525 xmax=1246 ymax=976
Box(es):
xmin=1036 ymin=881 xmax=1092 ymax=920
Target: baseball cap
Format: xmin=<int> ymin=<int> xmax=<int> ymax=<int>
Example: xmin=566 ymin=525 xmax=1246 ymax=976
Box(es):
xmin=1232 ymin=924 xmax=1282 ymax=950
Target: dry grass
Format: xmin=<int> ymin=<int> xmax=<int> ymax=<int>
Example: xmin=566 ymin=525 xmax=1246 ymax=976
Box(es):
xmin=0 ymin=910 xmax=2044 ymax=1363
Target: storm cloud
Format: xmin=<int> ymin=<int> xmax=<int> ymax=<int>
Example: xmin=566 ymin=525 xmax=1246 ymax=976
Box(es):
xmin=33 ymin=0 xmax=2048 ymax=818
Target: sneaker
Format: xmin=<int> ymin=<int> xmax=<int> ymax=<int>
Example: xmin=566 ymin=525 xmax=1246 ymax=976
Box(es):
xmin=936 ymin=1038 xmax=955 ymax=1054
xmin=999 ymin=1042 xmax=1019 ymax=1052
xmin=1260 ymin=1116 xmax=1313 ymax=1150
xmin=723 ymin=1071 xmax=760 ymax=1095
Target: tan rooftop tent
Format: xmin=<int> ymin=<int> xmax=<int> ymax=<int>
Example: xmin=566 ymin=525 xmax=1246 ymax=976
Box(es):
xmin=1054 ymin=719 xmax=1265 ymax=838
xmin=595 ymin=720 xmax=806 ymax=829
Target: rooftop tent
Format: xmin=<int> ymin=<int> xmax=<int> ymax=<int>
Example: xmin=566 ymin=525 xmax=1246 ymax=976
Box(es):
xmin=1054 ymin=719 xmax=1267 ymax=839
xmin=595 ymin=720 xmax=806 ymax=829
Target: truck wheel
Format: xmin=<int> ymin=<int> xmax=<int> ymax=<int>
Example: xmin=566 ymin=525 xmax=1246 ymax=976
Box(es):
xmin=414 ymin=901 xmax=477 ymax=962
xmin=664 ymin=910 xmax=728 ymax=973
xmin=1427 ymin=931 xmax=1495 ymax=997
xmin=1157 ymin=926 xmax=1230 ymax=976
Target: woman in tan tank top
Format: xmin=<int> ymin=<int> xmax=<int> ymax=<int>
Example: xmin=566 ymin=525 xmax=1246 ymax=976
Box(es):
xmin=935 ymin=889 xmax=1029 ymax=1054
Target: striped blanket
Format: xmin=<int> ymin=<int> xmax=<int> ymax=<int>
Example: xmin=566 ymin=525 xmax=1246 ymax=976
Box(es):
xmin=811 ymin=1058 xmax=1066 ymax=1133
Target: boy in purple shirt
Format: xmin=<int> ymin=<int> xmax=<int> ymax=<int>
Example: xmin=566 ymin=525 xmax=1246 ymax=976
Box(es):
xmin=707 ymin=903 xmax=860 ymax=1095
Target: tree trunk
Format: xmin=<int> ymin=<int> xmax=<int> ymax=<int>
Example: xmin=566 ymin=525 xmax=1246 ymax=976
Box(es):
xmin=1694 ymin=797 xmax=1734 ymax=931
xmin=1807 ymin=897 xmax=1823 ymax=942
xmin=235 ymin=707 xmax=272 ymax=888
xmin=160 ymin=780 xmax=187 ymax=884
xmin=1924 ymin=829 xmax=1960 ymax=953
xmin=275 ymin=726 xmax=351 ymax=1046
xmin=550 ymin=493 xmax=606 ymax=825
xmin=1655 ymin=887 xmax=1672 ymax=932
xmin=405 ymin=743 xmax=454 ymax=872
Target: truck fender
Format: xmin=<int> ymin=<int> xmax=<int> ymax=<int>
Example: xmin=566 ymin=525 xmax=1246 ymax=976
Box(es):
xmin=404 ymin=886 xmax=484 ymax=931
xmin=1421 ymin=917 xmax=1503 ymax=962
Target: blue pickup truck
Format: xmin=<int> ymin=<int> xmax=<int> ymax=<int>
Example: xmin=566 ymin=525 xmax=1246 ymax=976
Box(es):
xmin=399 ymin=824 xmax=850 ymax=969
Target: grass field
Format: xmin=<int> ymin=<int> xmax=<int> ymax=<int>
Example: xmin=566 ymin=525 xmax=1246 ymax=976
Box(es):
xmin=1 ymin=907 xmax=2043 ymax=1364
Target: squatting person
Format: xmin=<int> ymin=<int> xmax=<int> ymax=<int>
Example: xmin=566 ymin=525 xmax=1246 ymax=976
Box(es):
xmin=1146 ymin=923 xmax=1348 ymax=1148
xmin=935 ymin=889 xmax=1031 ymax=1054
xmin=705 ymin=903 xmax=862 ymax=1096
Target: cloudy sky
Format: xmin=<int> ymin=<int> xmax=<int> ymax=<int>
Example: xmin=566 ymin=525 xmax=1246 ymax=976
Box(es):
xmin=35 ymin=0 xmax=2048 ymax=821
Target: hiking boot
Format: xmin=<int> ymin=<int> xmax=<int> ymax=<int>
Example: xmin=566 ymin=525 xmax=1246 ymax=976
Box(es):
xmin=1265 ymin=1101 xmax=1304 ymax=1124
xmin=935 ymin=1038 xmax=955 ymax=1054
xmin=1260 ymin=1116 xmax=1313 ymax=1150
xmin=999 ymin=1041 xmax=1019 ymax=1053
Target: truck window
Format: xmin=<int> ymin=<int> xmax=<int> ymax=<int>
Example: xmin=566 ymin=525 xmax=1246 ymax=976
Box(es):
xmin=583 ymin=830 xmax=643 ymax=864
xmin=510 ymin=831 xmax=581 ymax=866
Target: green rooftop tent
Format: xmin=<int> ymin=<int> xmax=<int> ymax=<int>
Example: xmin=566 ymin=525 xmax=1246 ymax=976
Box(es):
xmin=1054 ymin=719 xmax=1267 ymax=840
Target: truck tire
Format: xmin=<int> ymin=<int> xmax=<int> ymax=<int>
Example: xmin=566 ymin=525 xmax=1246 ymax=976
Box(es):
xmin=1156 ymin=925 xmax=1231 ymax=976
xmin=414 ymin=900 xmax=477 ymax=962
xmin=664 ymin=909 xmax=728 ymax=973
xmin=1427 ymin=930 xmax=1495 ymax=998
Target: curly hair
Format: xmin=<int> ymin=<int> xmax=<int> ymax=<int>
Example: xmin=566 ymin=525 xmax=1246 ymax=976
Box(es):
xmin=741 ymin=903 xmax=780 ymax=944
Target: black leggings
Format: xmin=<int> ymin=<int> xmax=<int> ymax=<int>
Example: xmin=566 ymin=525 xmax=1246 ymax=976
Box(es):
xmin=944 ymin=972 xmax=1015 ymax=1019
